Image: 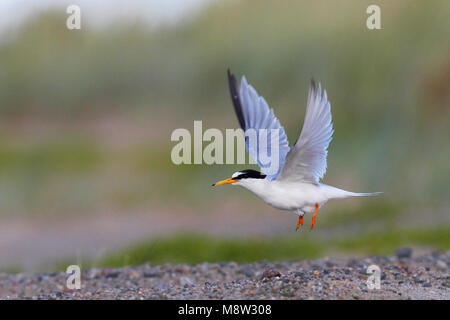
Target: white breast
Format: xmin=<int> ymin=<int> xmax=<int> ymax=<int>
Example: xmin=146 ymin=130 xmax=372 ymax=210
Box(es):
xmin=236 ymin=178 xmax=333 ymax=213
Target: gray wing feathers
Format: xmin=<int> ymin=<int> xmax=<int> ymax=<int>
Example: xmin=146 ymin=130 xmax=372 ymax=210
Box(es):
xmin=277 ymin=80 xmax=334 ymax=184
xmin=228 ymin=71 xmax=290 ymax=180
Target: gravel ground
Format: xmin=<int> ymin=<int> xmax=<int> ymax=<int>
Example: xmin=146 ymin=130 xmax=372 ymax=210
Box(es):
xmin=1 ymin=249 xmax=448 ymax=300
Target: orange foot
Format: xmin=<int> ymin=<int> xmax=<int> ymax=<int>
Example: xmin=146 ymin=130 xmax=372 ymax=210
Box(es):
xmin=310 ymin=203 xmax=319 ymax=230
xmin=296 ymin=215 xmax=303 ymax=231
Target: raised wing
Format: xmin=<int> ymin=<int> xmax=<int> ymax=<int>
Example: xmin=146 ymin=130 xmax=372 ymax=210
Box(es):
xmin=277 ymin=80 xmax=334 ymax=184
xmin=227 ymin=69 xmax=290 ymax=180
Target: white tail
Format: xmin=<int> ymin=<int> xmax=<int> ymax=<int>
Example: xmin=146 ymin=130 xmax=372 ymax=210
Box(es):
xmin=350 ymin=192 xmax=383 ymax=197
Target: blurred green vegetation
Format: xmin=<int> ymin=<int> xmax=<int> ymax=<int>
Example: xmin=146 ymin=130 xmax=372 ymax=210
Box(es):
xmin=86 ymin=228 xmax=450 ymax=267
xmin=0 ymin=1 xmax=448 ymax=270
xmin=0 ymin=1 xmax=448 ymax=215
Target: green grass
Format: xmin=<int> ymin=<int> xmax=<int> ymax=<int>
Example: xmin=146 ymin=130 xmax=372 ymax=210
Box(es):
xmin=336 ymin=228 xmax=450 ymax=255
xmin=83 ymin=227 xmax=450 ymax=268
xmin=95 ymin=234 xmax=325 ymax=267
xmin=0 ymin=265 xmax=22 ymax=274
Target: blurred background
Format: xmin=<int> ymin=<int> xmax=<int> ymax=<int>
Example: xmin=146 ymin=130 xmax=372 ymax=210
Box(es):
xmin=0 ymin=0 xmax=448 ymax=272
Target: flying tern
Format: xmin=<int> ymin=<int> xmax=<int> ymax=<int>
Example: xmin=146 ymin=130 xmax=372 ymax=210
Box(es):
xmin=213 ymin=70 xmax=380 ymax=230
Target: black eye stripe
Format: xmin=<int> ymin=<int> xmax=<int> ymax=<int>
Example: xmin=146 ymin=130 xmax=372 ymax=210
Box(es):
xmin=234 ymin=169 xmax=266 ymax=180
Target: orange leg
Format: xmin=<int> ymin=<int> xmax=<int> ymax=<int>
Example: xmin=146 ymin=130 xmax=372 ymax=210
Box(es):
xmin=310 ymin=203 xmax=319 ymax=230
xmin=296 ymin=215 xmax=304 ymax=231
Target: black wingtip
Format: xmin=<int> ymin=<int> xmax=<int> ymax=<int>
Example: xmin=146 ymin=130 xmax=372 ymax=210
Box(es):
xmin=227 ymin=68 xmax=235 ymax=82
xmin=227 ymin=68 xmax=246 ymax=130
xmin=310 ymin=78 xmax=316 ymax=91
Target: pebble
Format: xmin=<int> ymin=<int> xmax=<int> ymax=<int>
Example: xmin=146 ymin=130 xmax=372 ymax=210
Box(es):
xmin=242 ymin=268 xmax=255 ymax=277
xmin=143 ymin=272 xmax=161 ymax=278
xmin=179 ymin=276 xmax=194 ymax=286
xmin=436 ymin=260 xmax=447 ymax=271
xmin=395 ymin=248 xmax=412 ymax=259
xmin=261 ymin=269 xmax=281 ymax=280
xmin=105 ymin=271 xmax=120 ymax=279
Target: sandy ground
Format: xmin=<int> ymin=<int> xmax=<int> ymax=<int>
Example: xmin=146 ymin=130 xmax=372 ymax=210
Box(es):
xmin=0 ymin=251 xmax=448 ymax=300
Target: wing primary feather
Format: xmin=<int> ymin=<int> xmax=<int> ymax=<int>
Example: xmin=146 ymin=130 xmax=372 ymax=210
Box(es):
xmin=227 ymin=69 xmax=246 ymax=130
xmin=310 ymin=78 xmax=316 ymax=94
xmin=226 ymin=70 xmax=291 ymax=180
xmin=277 ymin=78 xmax=334 ymax=184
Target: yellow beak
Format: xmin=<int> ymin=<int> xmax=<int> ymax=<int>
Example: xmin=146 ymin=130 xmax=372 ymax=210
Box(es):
xmin=212 ymin=178 xmax=238 ymax=186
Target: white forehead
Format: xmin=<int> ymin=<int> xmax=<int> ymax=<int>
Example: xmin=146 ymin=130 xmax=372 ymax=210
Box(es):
xmin=232 ymin=171 xmax=243 ymax=179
